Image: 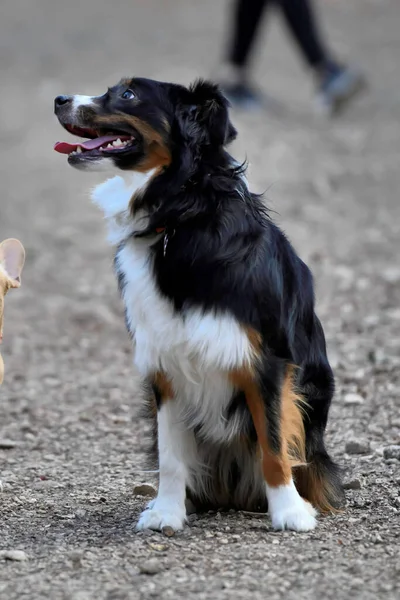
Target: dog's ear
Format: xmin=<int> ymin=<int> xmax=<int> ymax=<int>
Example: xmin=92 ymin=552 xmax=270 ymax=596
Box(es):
xmin=186 ymin=79 xmax=237 ymax=147
xmin=0 ymin=239 xmax=25 ymax=288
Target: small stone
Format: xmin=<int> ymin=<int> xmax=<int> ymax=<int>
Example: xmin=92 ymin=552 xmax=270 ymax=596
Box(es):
xmin=68 ymin=551 xmax=83 ymax=568
xmin=383 ymin=445 xmax=400 ymax=461
xmin=343 ymin=477 xmax=362 ymax=490
xmin=0 ymin=439 xmax=21 ymax=449
xmin=344 ymin=393 xmax=364 ymax=406
xmin=148 ymin=543 xmax=169 ymax=552
xmin=139 ymin=558 xmax=163 ymax=575
xmin=345 ymin=440 xmax=370 ymax=455
xmin=161 ymin=526 xmax=175 ymax=537
xmin=382 ymin=267 xmax=400 ymax=283
xmin=0 ymin=550 xmax=28 ymax=561
xmin=133 ymin=484 xmax=157 ymax=498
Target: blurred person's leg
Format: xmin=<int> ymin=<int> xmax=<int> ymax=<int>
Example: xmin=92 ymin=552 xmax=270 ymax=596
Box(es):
xmin=278 ymin=0 xmax=329 ymax=69
xmin=222 ymin=0 xmax=271 ymax=108
xmin=278 ymin=0 xmax=366 ymax=114
xmin=229 ymin=0 xmax=269 ymax=73
xmin=221 ymin=0 xmax=365 ymax=114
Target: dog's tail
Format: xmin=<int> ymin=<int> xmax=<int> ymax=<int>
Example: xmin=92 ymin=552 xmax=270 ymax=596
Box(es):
xmin=294 ymin=437 xmax=344 ymax=513
xmin=291 ymin=358 xmax=345 ymax=513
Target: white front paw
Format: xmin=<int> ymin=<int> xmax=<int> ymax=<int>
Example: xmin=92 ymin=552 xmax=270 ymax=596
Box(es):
xmin=270 ymin=499 xmax=317 ymax=532
xmin=136 ymin=501 xmax=186 ymax=532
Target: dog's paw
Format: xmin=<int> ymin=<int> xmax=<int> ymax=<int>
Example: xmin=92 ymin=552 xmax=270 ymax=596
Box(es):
xmin=136 ymin=503 xmax=186 ymax=532
xmin=270 ymin=498 xmax=317 ymax=532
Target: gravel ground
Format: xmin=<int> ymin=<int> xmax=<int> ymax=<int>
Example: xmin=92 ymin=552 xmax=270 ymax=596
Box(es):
xmin=1 ymin=1 xmax=399 ymax=598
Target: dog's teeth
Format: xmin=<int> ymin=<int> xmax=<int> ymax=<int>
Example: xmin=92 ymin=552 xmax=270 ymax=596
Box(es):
xmin=107 ymin=143 xmax=113 ymax=148
xmin=76 ymin=147 xmax=82 ymax=154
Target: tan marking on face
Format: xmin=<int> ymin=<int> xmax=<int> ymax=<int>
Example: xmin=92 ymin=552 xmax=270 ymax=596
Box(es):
xmin=94 ymin=114 xmax=171 ymax=160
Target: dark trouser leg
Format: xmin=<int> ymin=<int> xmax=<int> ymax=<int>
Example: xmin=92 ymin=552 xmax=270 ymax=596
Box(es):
xmin=277 ymin=0 xmax=333 ymax=70
xmin=228 ymin=0 xmax=271 ymax=69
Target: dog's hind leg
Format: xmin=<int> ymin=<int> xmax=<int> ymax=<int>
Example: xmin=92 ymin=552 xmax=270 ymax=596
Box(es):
xmin=231 ymin=358 xmax=317 ymax=532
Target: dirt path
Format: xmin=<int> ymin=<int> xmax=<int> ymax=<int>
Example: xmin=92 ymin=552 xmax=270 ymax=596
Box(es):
xmin=1 ymin=1 xmax=399 ymax=598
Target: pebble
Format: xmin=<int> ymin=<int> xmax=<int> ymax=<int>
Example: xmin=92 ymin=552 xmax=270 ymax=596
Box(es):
xmin=68 ymin=551 xmax=83 ymax=568
xmin=148 ymin=543 xmax=169 ymax=552
xmin=344 ymin=393 xmax=364 ymax=406
xmin=383 ymin=445 xmax=400 ymax=461
xmin=345 ymin=440 xmax=370 ymax=455
xmin=382 ymin=267 xmax=400 ymax=283
xmin=0 ymin=550 xmax=28 ymax=561
xmin=343 ymin=477 xmax=362 ymax=490
xmin=133 ymin=483 xmax=157 ymax=498
xmin=161 ymin=526 xmax=175 ymax=537
xmin=139 ymin=558 xmax=164 ymax=575
xmin=0 ymin=439 xmax=21 ymax=449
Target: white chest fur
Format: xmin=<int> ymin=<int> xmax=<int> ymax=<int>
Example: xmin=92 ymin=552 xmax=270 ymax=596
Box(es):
xmin=116 ymin=238 xmax=253 ymax=441
xmin=92 ymin=172 xmax=255 ymax=441
xmin=115 ymin=238 xmax=253 ymax=376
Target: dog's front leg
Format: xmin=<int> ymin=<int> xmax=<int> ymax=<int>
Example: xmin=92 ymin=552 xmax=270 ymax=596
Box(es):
xmin=136 ymin=390 xmax=194 ymax=532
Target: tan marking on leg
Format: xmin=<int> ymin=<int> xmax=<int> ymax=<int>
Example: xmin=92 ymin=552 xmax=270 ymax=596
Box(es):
xmin=242 ymin=326 xmax=262 ymax=362
xmin=154 ymin=371 xmax=174 ymax=402
xmin=281 ymin=365 xmax=307 ymax=467
xmin=230 ymin=368 xmax=292 ymax=488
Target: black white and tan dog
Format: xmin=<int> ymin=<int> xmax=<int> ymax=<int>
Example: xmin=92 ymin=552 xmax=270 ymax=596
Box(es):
xmin=54 ymin=77 xmax=344 ymax=532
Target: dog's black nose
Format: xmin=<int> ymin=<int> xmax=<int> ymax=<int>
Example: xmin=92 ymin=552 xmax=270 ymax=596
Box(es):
xmin=54 ymin=95 xmax=72 ymax=109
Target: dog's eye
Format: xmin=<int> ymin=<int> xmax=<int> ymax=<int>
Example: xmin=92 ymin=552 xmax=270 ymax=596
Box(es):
xmin=121 ymin=89 xmax=135 ymax=100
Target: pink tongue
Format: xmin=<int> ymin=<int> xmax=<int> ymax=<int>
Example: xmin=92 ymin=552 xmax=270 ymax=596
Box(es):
xmin=54 ymin=135 xmax=127 ymax=155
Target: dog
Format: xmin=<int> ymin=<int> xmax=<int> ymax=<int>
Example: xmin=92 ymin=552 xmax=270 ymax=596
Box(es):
xmin=54 ymin=77 xmax=344 ymax=532
xmin=0 ymin=239 xmax=25 ymax=384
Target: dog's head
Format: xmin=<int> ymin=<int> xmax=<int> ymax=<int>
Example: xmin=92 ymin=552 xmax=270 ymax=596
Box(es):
xmin=54 ymin=78 xmax=237 ymax=173
xmin=0 ymin=239 xmax=25 ymax=384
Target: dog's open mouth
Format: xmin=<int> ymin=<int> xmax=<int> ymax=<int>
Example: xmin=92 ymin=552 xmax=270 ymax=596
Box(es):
xmin=54 ymin=124 xmax=138 ymax=160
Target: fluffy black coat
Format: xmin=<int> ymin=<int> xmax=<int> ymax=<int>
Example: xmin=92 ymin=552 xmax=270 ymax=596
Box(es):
xmin=133 ymin=80 xmax=343 ymax=511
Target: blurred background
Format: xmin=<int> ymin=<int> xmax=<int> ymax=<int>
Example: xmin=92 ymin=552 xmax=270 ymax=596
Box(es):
xmin=1 ymin=1 xmax=399 ymax=598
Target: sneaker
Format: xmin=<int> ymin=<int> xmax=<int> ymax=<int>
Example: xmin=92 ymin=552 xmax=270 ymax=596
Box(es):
xmin=316 ymin=66 xmax=366 ymax=116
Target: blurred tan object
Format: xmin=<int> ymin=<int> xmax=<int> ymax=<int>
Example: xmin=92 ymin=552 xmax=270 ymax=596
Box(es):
xmin=0 ymin=239 xmax=25 ymax=384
